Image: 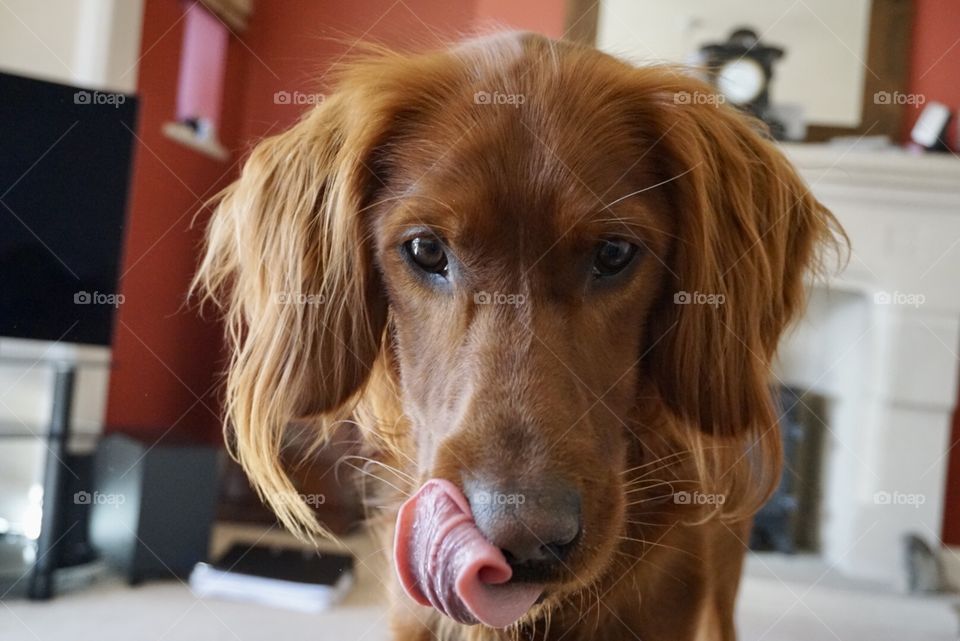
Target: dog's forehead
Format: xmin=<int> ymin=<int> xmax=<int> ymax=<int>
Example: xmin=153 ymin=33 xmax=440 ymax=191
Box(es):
xmin=394 ymin=117 xmax=651 ymax=252
xmin=373 ymin=35 xmax=670 ymax=268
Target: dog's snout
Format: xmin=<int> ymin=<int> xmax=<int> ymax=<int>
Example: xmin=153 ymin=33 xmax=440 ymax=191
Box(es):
xmin=466 ymin=479 xmax=581 ymax=573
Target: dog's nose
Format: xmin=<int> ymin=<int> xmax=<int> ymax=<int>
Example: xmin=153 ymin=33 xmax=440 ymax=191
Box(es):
xmin=466 ymin=479 xmax=581 ymax=568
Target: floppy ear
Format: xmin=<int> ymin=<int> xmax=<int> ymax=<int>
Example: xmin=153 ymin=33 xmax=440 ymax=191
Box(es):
xmin=194 ymin=97 xmax=389 ymax=536
xmin=641 ymin=72 xmax=844 ymax=513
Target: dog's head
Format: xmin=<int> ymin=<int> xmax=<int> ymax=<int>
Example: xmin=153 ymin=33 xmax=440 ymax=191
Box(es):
xmin=197 ymin=33 xmax=840 ymax=624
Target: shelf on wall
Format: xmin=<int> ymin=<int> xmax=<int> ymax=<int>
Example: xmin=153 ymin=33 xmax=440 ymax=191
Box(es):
xmin=162 ymin=121 xmax=229 ymax=161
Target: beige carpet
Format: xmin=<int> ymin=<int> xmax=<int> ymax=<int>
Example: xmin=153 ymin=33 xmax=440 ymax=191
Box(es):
xmin=1 ymin=524 xmax=956 ymax=641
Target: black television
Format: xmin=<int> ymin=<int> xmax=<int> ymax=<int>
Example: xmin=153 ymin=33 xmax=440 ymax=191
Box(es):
xmin=0 ymin=72 xmax=138 ymax=346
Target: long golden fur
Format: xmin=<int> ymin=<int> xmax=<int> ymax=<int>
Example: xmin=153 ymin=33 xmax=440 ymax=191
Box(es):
xmin=195 ymin=32 xmax=843 ymax=641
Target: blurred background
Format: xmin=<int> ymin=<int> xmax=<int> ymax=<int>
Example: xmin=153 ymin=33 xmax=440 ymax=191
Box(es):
xmin=0 ymin=1 xmax=958 ymax=640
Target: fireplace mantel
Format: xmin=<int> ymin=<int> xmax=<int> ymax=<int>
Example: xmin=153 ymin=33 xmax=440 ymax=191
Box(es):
xmin=784 ymin=143 xmax=960 ymax=195
xmin=777 ymin=143 xmax=960 ymax=587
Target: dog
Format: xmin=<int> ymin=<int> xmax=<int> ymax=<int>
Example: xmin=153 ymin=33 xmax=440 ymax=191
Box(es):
xmin=196 ymin=32 xmax=842 ymax=641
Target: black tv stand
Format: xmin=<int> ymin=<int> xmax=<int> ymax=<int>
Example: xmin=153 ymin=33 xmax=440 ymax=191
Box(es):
xmin=27 ymin=363 xmax=75 ymax=600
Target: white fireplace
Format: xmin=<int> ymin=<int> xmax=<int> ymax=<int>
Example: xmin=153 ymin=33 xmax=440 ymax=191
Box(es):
xmin=777 ymin=143 xmax=960 ymax=587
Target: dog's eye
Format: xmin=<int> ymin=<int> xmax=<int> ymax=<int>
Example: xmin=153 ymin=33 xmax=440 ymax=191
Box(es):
xmin=405 ymin=236 xmax=449 ymax=276
xmin=593 ymin=239 xmax=638 ymax=277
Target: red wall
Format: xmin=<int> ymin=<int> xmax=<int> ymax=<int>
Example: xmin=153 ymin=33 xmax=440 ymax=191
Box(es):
xmin=236 ymin=0 xmax=567 ymax=144
xmin=104 ymin=0 xmax=249 ymax=443
xmin=474 ymin=0 xmax=566 ymax=38
xmin=237 ymin=0 xmax=478 ymax=144
xmin=904 ymin=0 xmax=960 ymax=147
xmin=107 ymin=0 xmax=569 ymax=443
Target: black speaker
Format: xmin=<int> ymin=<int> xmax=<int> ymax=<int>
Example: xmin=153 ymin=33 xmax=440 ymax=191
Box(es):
xmin=58 ymin=453 xmax=98 ymax=567
xmin=89 ymin=434 xmax=220 ymax=584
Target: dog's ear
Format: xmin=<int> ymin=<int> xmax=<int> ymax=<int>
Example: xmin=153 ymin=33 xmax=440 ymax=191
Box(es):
xmin=641 ymin=72 xmax=844 ymax=513
xmin=194 ymin=95 xmax=390 ymax=536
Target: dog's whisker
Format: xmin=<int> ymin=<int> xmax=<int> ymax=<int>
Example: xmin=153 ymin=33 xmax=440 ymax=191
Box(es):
xmin=624 ymin=519 xmax=672 ymax=527
xmin=623 ymin=475 xmax=691 ymax=490
xmin=594 ymin=217 xmax=686 ymax=243
xmin=631 ymin=459 xmax=698 ymax=480
xmin=603 ymin=162 xmax=703 ymax=209
xmin=624 ymin=492 xmax=683 ymax=506
xmin=618 ymin=450 xmax=693 ymax=474
xmin=340 ymin=454 xmax=416 ymax=483
xmin=622 ymin=471 xmax=697 ymax=486
xmin=613 ymin=550 xmax=690 ymax=588
xmin=388 ymin=449 xmax=421 ymax=477
xmin=340 ymin=461 xmax=412 ymax=498
xmin=623 ymin=479 xmax=698 ymax=494
xmin=620 ymin=443 xmax=735 ymax=477
xmin=621 ymin=464 xmax=688 ymax=485
xmin=625 ymin=462 xmax=688 ymax=480
xmin=634 ymin=471 xmax=694 ymax=487
xmin=623 ymin=481 xmax=678 ymax=494
xmin=339 ymin=458 xmax=409 ymax=486
xmin=356 ymin=194 xmax=405 ymax=214
xmin=617 ymin=535 xmax=702 ymax=560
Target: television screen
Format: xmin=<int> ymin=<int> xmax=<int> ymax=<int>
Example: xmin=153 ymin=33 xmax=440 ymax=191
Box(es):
xmin=0 ymin=72 xmax=138 ymax=346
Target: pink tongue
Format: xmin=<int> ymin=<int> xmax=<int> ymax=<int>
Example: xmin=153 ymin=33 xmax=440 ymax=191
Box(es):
xmin=394 ymin=479 xmax=542 ymax=628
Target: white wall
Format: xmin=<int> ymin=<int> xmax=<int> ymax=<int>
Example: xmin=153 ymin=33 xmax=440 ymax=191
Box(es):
xmin=0 ymin=0 xmax=145 ymax=92
xmin=596 ymin=0 xmax=872 ymax=127
xmin=0 ymin=0 xmax=82 ymax=86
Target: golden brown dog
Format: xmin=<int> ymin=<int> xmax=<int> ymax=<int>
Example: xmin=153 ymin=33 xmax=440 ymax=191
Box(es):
xmin=196 ymin=32 xmax=842 ymax=641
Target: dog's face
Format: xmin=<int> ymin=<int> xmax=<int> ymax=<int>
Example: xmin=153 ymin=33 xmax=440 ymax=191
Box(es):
xmin=370 ymin=72 xmax=676 ymax=591
xmin=197 ymin=33 xmax=839 ymax=621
